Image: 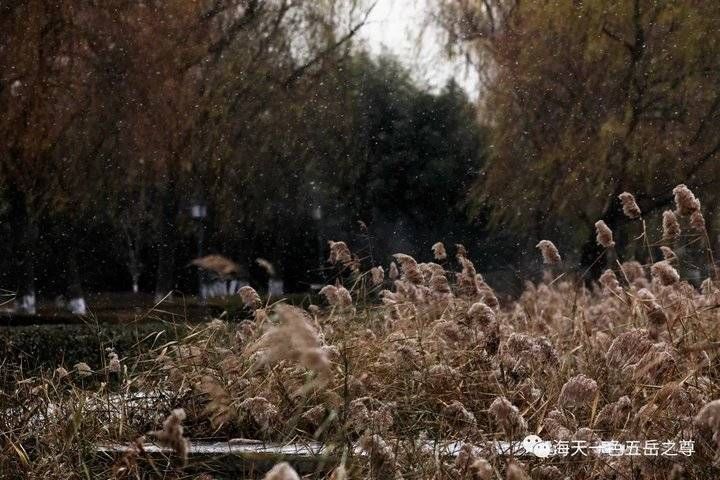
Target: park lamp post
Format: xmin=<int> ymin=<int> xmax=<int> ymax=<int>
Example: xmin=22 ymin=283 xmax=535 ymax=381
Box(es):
xmin=190 ymin=201 xmax=207 ymax=302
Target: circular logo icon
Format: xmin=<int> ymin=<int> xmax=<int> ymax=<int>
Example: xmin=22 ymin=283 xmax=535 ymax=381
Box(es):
xmin=522 ymin=435 xmax=552 ymax=458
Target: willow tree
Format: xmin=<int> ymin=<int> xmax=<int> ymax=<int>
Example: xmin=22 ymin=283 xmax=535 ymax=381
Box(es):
xmin=1 ymin=1 xmax=218 ymax=305
xmin=0 ymin=1 xmax=114 ymax=311
xmin=437 ymin=0 xmax=720 ymax=269
xmin=187 ymin=1 xmax=372 ymax=282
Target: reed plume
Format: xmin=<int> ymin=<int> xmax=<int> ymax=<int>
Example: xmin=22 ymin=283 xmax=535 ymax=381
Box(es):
xmin=328 ymin=240 xmax=357 ymax=271
xmin=358 ymin=433 xmax=397 ymax=478
xmin=467 ymin=301 xmax=496 ymax=327
xmin=636 ymin=288 xmax=669 ymax=335
xmin=651 ymin=261 xmax=679 ymax=286
xmin=248 ymin=305 xmax=330 ymax=379
xmin=662 ymin=210 xmax=681 ymax=240
xmin=149 ymin=409 xmax=189 ymax=463
xmin=595 ymin=220 xmax=615 ymax=248
xmin=107 ymin=350 xmax=121 ymax=374
xmin=471 ymin=459 xmax=493 ymax=480
xmin=536 ymin=240 xmax=561 ymax=265
xmin=388 ymin=261 xmax=399 ymax=280
xmin=691 ymin=210 xmax=706 ymax=231
xmin=620 ymin=260 xmax=646 ymax=283
xmin=74 ymin=362 xmax=92 ymax=377
xmin=506 ymin=462 xmax=530 ymax=480
xmin=239 ymin=396 xmax=278 ymax=430
xmin=256 ymin=258 xmax=276 ymax=277
xmin=558 ymin=374 xmax=598 ymax=407
xmin=392 ymin=253 xmax=424 ymax=284
xmin=239 ymin=286 xmax=261 ymax=308
xmin=673 ymin=184 xmax=701 ymax=216
xmin=370 ymin=266 xmax=384 ymax=286
xmin=696 ymin=400 xmax=720 ymax=442
xmin=489 ymin=396 xmax=527 ymax=436
xmin=263 ymin=462 xmax=300 ymax=480
xmin=328 ymin=240 xmax=351 ymax=264
xmin=618 ymin=192 xmax=641 ymax=219
xmin=599 ymin=269 xmax=621 ymax=293
xmin=660 ymin=246 xmax=676 ymax=261
xmin=432 ymin=242 xmax=447 ymax=261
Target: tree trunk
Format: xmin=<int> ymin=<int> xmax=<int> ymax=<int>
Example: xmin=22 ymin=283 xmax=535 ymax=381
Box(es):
xmin=128 ymin=244 xmax=142 ymax=293
xmin=66 ymin=243 xmax=86 ymax=315
xmin=15 ymin=224 xmax=37 ymax=313
xmin=155 ymin=182 xmax=179 ymax=300
xmin=124 ymin=223 xmax=144 ymax=294
xmin=155 ymin=230 xmax=178 ymax=300
xmin=8 ymin=186 xmax=37 ymax=314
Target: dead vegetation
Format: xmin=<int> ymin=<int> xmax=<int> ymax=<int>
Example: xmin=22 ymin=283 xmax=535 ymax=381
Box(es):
xmin=2 ymin=185 xmax=720 ymax=479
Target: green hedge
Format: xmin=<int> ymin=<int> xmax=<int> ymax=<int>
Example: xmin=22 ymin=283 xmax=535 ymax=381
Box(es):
xmin=0 ymin=321 xmax=189 ymax=371
xmin=0 ymin=293 xmax=321 ymax=371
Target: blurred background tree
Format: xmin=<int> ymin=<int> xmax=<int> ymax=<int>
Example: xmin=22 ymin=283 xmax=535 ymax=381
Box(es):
xmin=0 ymin=1 xmax=117 ymax=310
xmin=0 ymin=0 xmax=499 ymax=302
xmin=323 ymin=54 xmax=489 ymax=261
xmin=3 ymin=0 xmax=720 ymax=305
xmin=436 ymin=0 xmax=720 ymax=275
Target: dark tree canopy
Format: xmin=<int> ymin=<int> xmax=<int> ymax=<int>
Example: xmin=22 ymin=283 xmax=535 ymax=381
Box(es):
xmin=0 ymin=0 xmax=491 ymax=299
xmin=437 ymin=0 xmax=720 ymax=268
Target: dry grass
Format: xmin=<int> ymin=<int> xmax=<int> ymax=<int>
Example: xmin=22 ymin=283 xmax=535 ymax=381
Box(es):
xmin=3 ymin=185 xmax=720 ymax=479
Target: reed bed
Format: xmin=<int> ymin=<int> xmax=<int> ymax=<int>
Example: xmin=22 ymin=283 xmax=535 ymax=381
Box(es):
xmin=2 ymin=184 xmax=720 ymax=479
